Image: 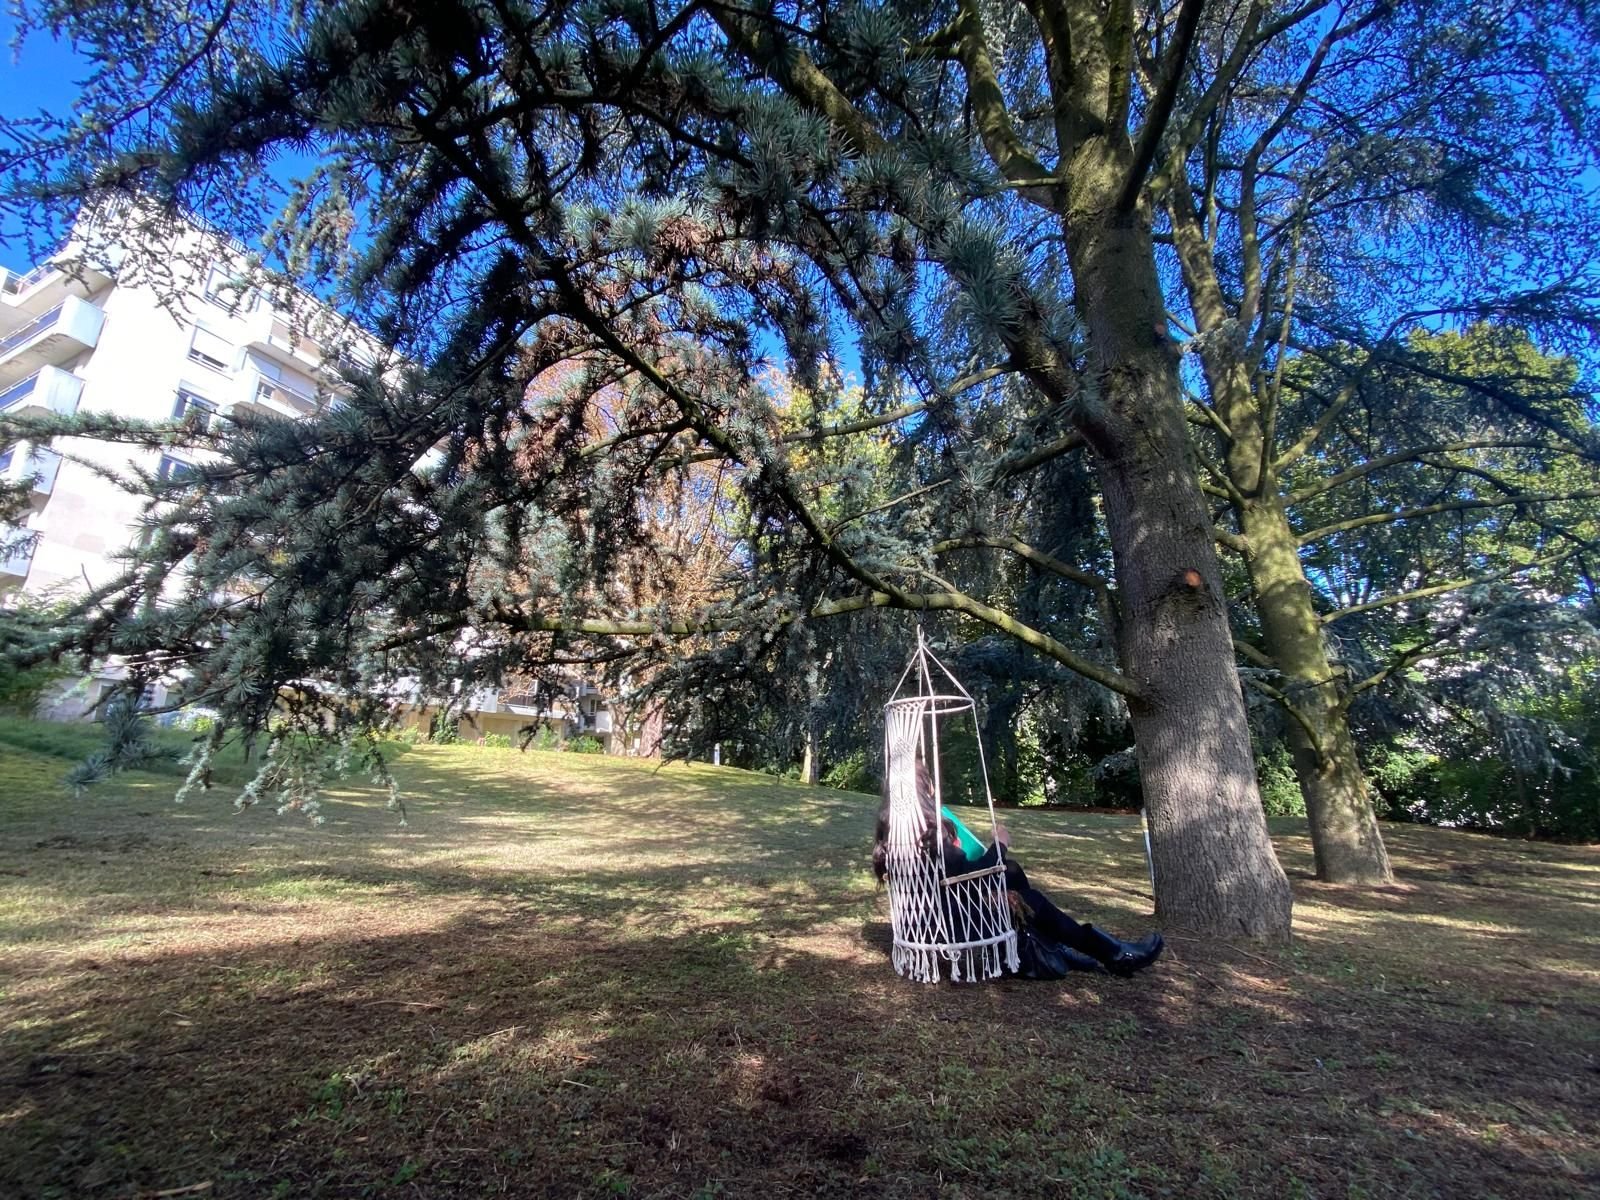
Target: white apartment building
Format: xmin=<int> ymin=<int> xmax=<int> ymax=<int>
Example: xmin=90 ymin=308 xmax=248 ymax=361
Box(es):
xmin=0 ymin=216 xmax=623 ymax=750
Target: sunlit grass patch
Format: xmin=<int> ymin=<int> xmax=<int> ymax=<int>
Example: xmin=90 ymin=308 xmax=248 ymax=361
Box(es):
xmin=0 ymin=729 xmax=1596 ymax=1199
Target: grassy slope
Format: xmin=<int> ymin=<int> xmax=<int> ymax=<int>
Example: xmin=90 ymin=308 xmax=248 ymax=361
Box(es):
xmin=0 ymin=722 xmax=1596 ymax=1199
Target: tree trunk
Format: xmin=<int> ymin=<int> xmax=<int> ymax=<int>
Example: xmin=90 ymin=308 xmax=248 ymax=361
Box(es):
xmin=801 ymin=718 xmax=819 ymax=785
xmin=1165 ymin=173 xmax=1393 ymax=886
xmin=1066 ymin=197 xmax=1294 ymax=939
xmin=986 ymin=690 xmax=1022 ymax=804
xmin=1239 ymin=498 xmax=1394 ymax=884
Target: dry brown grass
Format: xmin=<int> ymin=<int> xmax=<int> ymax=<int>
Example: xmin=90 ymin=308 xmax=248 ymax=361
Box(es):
xmin=0 ymin=731 xmax=1596 ymax=1199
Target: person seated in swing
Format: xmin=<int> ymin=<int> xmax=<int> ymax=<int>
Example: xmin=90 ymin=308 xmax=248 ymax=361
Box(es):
xmin=872 ymin=763 xmax=1164 ymax=978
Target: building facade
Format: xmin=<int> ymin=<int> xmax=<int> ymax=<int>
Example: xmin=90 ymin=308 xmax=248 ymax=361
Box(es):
xmin=0 ymin=220 xmax=626 ymax=750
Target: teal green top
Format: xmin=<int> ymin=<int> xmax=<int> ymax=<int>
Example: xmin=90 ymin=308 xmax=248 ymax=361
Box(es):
xmin=941 ymin=805 xmax=987 ymax=860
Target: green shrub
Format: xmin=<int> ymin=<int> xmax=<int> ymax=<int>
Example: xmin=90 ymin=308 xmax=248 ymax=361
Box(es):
xmin=175 ymin=711 xmax=216 ymax=735
xmin=0 ymin=716 xmax=113 ymax=760
xmin=0 ymin=660 xmax=73 ymax=718
xmin=1257 ymin=743 xmax=1306 ymax=817
xmin=480 ymin=732 xmax=514 ymax=749
xmin=427 ymin=715 xmax=460 ymax=745
xmin=522 ymin=725 xmax=561 ymax=751
xmin=566 ymin=735 xmax=605 ymax=755
xmin=1366 ymin=736 xmax=1599 ymax=842
xmin=822 ymin=750 xmax=878 ymax=795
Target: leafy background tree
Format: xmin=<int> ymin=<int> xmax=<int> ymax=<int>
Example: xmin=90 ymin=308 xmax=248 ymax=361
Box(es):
xmin=1153 ymin=0 xmax=1600 ymax=881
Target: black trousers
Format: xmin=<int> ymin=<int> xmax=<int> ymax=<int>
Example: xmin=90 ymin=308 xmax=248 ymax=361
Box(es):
xmin=1002 ymin=859 xmax=1100 ymax=956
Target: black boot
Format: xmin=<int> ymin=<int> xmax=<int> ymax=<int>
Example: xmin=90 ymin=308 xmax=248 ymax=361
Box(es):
xmin=1081 ymin=926 xmax=1164 ymax=977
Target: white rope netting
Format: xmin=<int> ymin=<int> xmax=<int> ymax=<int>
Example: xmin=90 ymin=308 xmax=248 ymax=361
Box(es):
xmin=882 ymin=631 xmax=1019 ymax=984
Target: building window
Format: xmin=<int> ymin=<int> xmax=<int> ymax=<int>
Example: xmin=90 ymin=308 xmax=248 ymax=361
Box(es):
xmin=187 ymin=326 xmax=234 ymax=373
xmin=202 ymin=266 xmax=253 ymax=313
xmin=172 ymin=389 xmax=216 ymax=432
xmin=334 ymin=345 xmax=373 ymax=375
xmin=157 ymin=454 xmax=198 ymax=486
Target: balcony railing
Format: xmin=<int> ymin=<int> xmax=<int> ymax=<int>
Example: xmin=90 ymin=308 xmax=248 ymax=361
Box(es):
xmin=0 ymin=261 xmax=56 ymax=297
xmin=231 ymin=356 xmax=323 ymax=419
xmin=501 ymin=692 xmax=555 ymax=714
xmin=0 ymin=366 xmax=84 ymax=419
xmin=0 ymin=295 xmax=104 ymax=374
xmin=0 ymin=303 xmax=64 ymax=357
xmin=255 ymin=374 xmax=319 ymax=413
xmin=243 ymin=306 xmax=329 ymax=370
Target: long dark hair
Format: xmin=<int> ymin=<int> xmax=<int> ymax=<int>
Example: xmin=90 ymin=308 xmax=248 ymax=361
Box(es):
xmin=872 ymin=760 xmax=945 ymax=882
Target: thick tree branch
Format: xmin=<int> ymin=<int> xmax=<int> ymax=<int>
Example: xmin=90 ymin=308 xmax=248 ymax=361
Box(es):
xmin=1233 ymin=638 xmax=1277 ymax=670
xmin=1254 ymin=221 xmax=1300 ymax=486
xmin=1235 ymin=4 xmax=1388 ymax=331
xmin=1271 ymin=374 xmax=1361 ymax=472
xmin=1016 ymin=0 xmax=1080 ymax=166
xmin=1299 ymin=489 xmax=1600 ymax=546
xmin=957 ymin=0 xmax=1061 ymax=207
xmin=829 ymin=478 xmax=953 ymax=534
xmin=709 ymin=6 xmax=884 ymax=155
xmin=934 ymin=532 xmax=1111 ymax=596
xmin=490 ymin=589 xmax=1141 ymax=698
xmin=1215 ymin=527 xmax=1251 ymax=555
xmin=1321 ymin=548 xmax=1582 ymax=627
xmin=931 ymin=527 xmax=1125 ymax=641
xmin=1287 ymin=440 xmax=1551 ymax=505
xmin=1146 ymin=1 xmax=1269 ymax=198
xmin=989 ymin=430 xmax=1087 ymax=480
xmin=1117 ymin=0 xmax=1206 ymax=211
xmin=1240 ymin=674 xmax=1325 ymax=756
xmin=1341 ymin=638 xmax=1469 ymax=710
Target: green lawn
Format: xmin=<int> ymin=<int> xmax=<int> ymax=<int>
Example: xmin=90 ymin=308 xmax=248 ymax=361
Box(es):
xmin=0 ymin=723 xmax=1595 ymax=1199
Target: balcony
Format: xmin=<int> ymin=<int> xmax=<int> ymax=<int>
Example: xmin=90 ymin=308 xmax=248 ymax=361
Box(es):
xmin=0 ymin=295 xmax=105 ymax=386
xmin=1 ymin=244 xmax=116 ymax=339
xmin=0 ymin=262 xmax=54 ymax=298
xmin=0 ymin=529 xmax=38 ymax=585
xmin=501 ymin=692 xmax=558 ymax=717
xmin=242 ymin=306 xmax=328 ymax=373
xmin=229 ymin=364 xmax=322 ymax=419
xmin=0 ymin=443 xmax=62 ymax=505
xmin=256 ymin=373 xmax=320 ymax=415
xmin=0 ymin=366 xmax=85 ymax=421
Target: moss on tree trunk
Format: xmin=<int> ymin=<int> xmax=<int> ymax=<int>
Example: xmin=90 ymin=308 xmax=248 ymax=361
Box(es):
xmin=1239 ymin=497 xmax=1394 ymax=884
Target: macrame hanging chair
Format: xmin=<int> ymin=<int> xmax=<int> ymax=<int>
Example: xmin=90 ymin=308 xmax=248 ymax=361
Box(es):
xmin=882 ymin=629 xmax=1020 ymax=984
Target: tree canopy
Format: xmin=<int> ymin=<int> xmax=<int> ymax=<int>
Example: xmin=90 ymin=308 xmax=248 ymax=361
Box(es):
xmin=4 ymin=0 xmax=1597 ymax=934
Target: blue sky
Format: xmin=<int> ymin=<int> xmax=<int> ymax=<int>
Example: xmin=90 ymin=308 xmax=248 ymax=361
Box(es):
xmin=0 ymin=12 xmax=839 ymax=381
xmin=4 ymin=8 xmax=1589 ymax=391
xmin=0 ymin=14 xmax=92 ymax=270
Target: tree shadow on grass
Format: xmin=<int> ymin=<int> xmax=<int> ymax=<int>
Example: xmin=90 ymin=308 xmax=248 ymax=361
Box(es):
xmin=2 ymin=745 xmax=1597 ymax=1197
xmin=3 ymin=899 xmax=1596 ymax=1198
